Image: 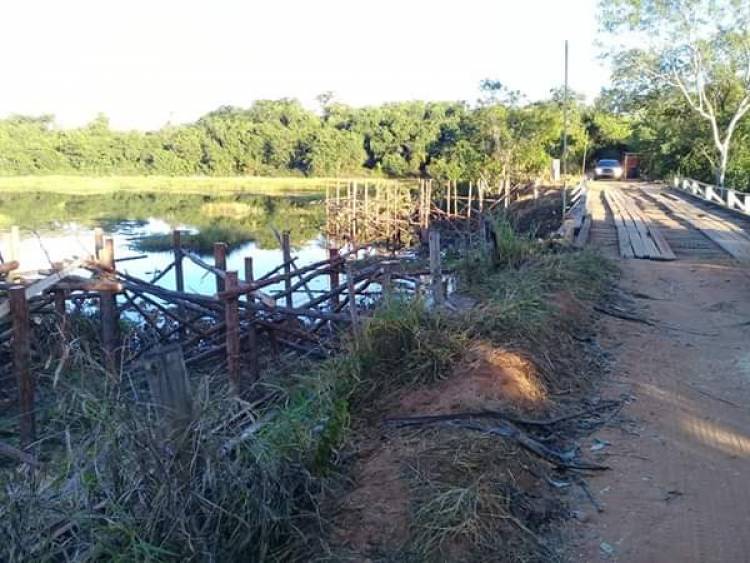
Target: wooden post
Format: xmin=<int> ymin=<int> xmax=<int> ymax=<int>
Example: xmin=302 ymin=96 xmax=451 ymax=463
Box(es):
xmin=173 ymin=230 xmax=186 ymax=336
xmin=453 ymin=180 xmax=459 ymax=217
xmin=225 ymin=271 xmax=241 ymax=392
xmin=328 ymin=246 xmax=340 ymax=309
xmin=345 ymin=263 xmax=361 ymax=344
xmin=213 ymin=242 xmax=227 ymax=294
xmin=173 ymin=230 xmax=185 ymax=293
xmin=467 ymin=181 xmax=473 ymax=218
xmin=281 ymin=231 xmax=293 ymax=308
xmin=244 ymin=257 xmax=259 ymax=381
xmin=94 ymin=227 xmax=104 ymax=261
xmin=143 ymin=344 xmax=193 ymax=443
xmin=479 ymin=180 xmax=484 ymax=212
xmin=10 ymin=286 xmax=34 ymax=448
xmin=100 ymin=237 xmax=119 ymax=376
xmin=429 ymin=229 xmax=444 ymax=306
xmin=445 ymin=181 xmax=451 ymax=215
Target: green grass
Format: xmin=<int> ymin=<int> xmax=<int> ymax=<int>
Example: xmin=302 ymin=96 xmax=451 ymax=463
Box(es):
xmin=0 ymin=175 xmax=407 ymax=196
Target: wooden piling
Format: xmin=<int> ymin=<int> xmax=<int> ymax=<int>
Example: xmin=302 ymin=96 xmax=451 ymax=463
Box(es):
xmin=10 ymin=286 xmax=34 ymax=448
xmin=100 ymin=237 xmax=119 ymax=376
xmin=328 ymin=246 xmax=340 ymax=309
xmin=213 ymin=242 xmax=227 ymax=293
xmin=429 ymin=229 xmax=444 ymax=305
xmin=173 ymin=230 xmax=185 ymax=293
xmin=225 ymin=271 xmax=241 ymax=392
xmin=244 ymin=257 xmax=259 ymax=381
xmin=281 ymin=231 xmax=293 ymax=308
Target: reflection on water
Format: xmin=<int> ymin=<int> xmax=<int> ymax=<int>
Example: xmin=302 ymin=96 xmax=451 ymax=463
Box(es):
xmin=0 ymin=190 xmax=329 ymax=297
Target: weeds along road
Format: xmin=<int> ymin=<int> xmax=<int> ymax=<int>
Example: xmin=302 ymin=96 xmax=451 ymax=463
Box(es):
xmin=570 ymin=181 xmax=750 ymax=562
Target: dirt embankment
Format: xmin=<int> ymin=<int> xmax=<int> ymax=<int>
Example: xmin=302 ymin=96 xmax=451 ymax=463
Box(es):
xmin=328 ymin=287 xmax=615 ymax=561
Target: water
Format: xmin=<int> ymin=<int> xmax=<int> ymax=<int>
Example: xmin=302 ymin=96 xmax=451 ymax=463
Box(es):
xmin=0 ymin=190 xmax=330 ymax=298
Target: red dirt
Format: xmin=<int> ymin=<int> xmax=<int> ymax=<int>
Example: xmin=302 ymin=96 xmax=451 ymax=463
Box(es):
xmin=568 ymin=182 xmax=750 ymax=562
xmin=397 ymin=342 xmax=548 ymax=415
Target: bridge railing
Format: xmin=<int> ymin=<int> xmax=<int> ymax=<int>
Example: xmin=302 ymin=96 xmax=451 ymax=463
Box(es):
xmin=672 ymin=176 xmax=750 ymax=217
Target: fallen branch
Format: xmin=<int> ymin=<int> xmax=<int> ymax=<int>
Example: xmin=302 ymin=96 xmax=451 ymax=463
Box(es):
xmin=0 ymin=440 xmax=40 ymax=467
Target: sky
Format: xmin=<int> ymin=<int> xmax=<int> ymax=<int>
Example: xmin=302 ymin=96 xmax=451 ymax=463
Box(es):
xmin=0 ymin=0 xmax=609 ymax=131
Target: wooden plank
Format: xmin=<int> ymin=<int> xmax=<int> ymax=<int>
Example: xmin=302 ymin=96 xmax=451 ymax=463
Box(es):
xmin=573 ymin=214 xmax=592 ymax=248
xmin=0 ymin=258 xmax=85 ymax=319
xmin=606 ymin=190 xmax=647 ymax=257
xmin=654 ymin=190 xmax=750 ymax=262
xmin=612 ymin=189 xmax=664 ymax=259
xmin=604 ymin=190 xmax=635 ymax=258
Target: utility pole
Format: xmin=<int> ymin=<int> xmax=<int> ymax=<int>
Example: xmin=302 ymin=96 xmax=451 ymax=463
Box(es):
xmin=562 ymin=39 xmax=569 ymax=215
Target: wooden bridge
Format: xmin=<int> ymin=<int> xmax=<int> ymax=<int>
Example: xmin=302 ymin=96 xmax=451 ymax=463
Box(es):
xmin=578 ymin=179 xmax=750 ymax=264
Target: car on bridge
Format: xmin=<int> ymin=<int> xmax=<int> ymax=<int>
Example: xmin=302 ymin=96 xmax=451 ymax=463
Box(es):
xmin=594 ymin=159 xmax=624 ymax=180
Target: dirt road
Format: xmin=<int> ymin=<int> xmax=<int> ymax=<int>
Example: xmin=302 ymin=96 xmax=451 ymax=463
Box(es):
xmin=570 ymin=182 xmax=750 ymax=562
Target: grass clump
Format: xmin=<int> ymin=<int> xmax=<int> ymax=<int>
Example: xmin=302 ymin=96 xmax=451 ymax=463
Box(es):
xmin=405 ymin=430 xmax=562 ymax=562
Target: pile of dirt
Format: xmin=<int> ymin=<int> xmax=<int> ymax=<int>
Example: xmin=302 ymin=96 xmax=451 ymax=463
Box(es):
xmin=327 ymin=294 xmax=607 ymax=560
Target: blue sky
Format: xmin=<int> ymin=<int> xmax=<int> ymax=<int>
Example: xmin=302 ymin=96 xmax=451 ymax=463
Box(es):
xmin=1 ymin=0 xmax=608 ymax=130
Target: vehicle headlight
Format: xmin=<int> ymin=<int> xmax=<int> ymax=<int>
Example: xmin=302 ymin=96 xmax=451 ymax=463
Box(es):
xmin=613 ymin=167 xmax=623 ymax=176
xmin=595 ymin=167 xmax=603 ymax=174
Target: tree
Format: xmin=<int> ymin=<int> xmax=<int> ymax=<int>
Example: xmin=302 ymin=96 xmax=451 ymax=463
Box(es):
xmin=600 ymin=0 xmax=750 ymax=186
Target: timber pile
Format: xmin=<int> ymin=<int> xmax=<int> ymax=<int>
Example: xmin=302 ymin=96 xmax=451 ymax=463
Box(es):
xmin=604 ymin=187 xmax=675 ymax=260
xmin=644 ymin=186 xmax=750 ymax=263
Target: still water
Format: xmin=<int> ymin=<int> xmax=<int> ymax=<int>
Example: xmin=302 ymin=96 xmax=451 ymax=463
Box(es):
xmin=0 ymin=190 xmax=330 ymax=296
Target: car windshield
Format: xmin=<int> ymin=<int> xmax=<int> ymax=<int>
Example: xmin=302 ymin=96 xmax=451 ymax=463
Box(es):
xmin=597 ymin=160 xmax=620 ymax=167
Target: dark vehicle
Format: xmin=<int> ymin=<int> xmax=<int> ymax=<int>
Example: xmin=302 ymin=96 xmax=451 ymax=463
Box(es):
xmin=594 ymin=159 xmax=623 ymax=180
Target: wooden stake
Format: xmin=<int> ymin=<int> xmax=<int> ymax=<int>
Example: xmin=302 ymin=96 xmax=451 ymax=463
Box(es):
xmin=213 ymin=242 xmax=227 ymax=294
xmin=100 ymin=237 xmax=119 ymax=376
xmin=173 ymin=230 xmax=186 ymax=336
xmin=429 ymin=229 xmax=444 ymax=305
xmin=10 ymin=285 xmax=34 ymax=448
xmin=244 ymin=257 xmax=259 ymax=381
xmin=328 ymin=246 xmax=340 ymax=309
xmin=225 ymin=271 xmax=241 ymax=392
xmin=173 ymin=230 xmax=185 ymax=293
xmin=281 ymin=231 xmax=293 ymax=308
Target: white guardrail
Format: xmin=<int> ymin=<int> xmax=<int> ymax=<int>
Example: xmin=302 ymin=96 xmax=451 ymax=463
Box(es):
xmin=672 ymin=176 xmax=750 ymax=216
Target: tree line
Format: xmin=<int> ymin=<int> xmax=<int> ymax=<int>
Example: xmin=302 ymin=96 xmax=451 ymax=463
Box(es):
xmin=0 ymin=90 xmax=630 ymax=184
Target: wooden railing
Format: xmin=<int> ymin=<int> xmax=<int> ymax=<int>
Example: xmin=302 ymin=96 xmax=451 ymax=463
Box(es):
xmin=672 ymin=176 xmax=750 ymax=216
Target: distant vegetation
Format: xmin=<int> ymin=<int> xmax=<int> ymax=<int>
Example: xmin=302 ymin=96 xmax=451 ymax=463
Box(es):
xmin=0 ymin=87 xmax=629 ymax=187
